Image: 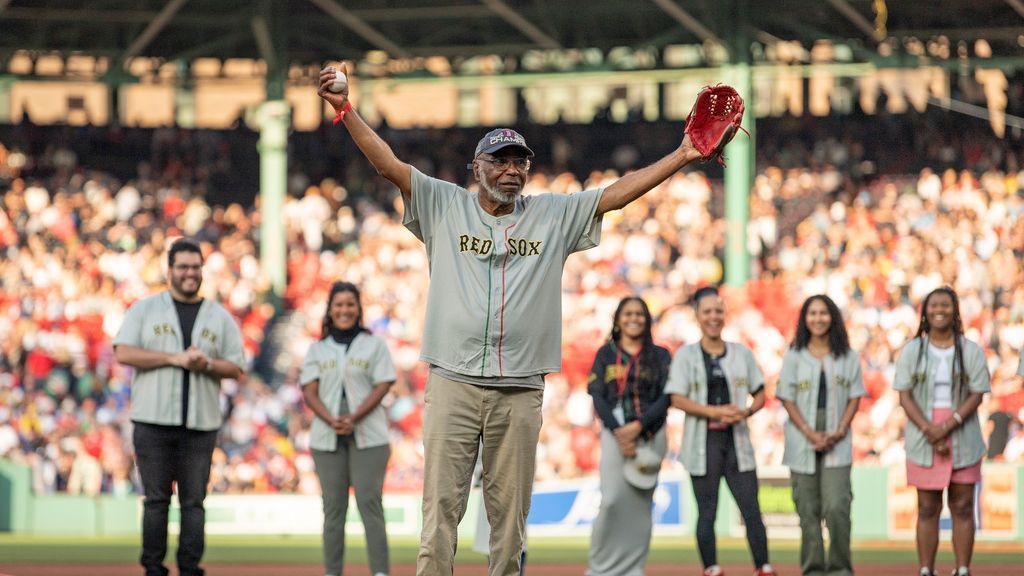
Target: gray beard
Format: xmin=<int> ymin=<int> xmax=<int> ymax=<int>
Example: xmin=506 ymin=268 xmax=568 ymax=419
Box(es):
xmin=480 ymin=179 xmax=518 ymax=205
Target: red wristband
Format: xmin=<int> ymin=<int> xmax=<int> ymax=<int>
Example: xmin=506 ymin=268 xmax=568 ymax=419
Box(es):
xmin=333 ymin=102 xmax=352 ymax=125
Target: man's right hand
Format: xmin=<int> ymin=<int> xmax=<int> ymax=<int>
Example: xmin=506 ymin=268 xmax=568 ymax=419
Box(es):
xmin=318 ymin=63 xmax=350 ymax=113
xmin=333 ymin=415 xmax=355 ymax=436
xmin=169 ymin=351 xmax=191 ymax=368
xmin=713 ymin=404 xmax=744 ymax=424
xmin=173 ymin=347 xmax=210 ymax=371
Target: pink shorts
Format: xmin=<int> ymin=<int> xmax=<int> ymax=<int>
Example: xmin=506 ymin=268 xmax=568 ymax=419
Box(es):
xmin=906 ymin=407 xmax=982 ymax=490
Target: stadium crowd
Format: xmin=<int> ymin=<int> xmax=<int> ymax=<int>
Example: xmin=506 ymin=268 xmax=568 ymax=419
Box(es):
xmin=0 ymin=113 xmax=1023 ymax=496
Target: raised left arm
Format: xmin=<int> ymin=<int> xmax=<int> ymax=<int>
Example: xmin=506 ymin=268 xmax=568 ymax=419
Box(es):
xmin=596 ymin=135 xmax=702 ymax=216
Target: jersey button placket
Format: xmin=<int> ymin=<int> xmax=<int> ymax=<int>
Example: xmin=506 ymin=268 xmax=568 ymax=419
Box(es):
xmin=491 ymin=238 xmax=503 ymax=373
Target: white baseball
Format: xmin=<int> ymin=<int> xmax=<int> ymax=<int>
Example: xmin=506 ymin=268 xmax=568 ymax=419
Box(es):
xmin=328 ymin=68 xmax=348 ymax=93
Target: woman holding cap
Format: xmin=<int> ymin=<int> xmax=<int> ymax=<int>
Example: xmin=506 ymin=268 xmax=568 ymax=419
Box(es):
xmin=666 ymin=286 xmax=775 ymax=576
xmin=777 ymin=295 xmax=864 ymax=576
xmin=586 ymin=296 xmax=671 ymax=576
xmin=894 ymin=286 xmax=988 ymax=576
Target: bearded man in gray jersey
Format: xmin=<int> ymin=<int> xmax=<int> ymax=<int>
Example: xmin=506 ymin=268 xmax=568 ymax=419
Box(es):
xmin=319 ymin=64 xmax=706 ymax=576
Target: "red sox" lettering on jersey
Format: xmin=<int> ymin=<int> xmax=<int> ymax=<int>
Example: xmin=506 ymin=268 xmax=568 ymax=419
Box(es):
xmin=458 ymin=234 xmax=543 ymax=256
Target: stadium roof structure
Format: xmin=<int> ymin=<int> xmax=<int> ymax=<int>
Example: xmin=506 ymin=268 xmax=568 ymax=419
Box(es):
xmin=2 ymin=0 xmax=1023 ymax=77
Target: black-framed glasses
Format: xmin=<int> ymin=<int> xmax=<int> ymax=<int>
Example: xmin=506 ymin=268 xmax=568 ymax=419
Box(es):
xmin=469 ymin=157 xmax=531 ymax=172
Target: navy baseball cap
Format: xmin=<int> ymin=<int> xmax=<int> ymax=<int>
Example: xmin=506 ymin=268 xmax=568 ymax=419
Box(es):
xmin=474 ymin=128 xmax=534 ymax=158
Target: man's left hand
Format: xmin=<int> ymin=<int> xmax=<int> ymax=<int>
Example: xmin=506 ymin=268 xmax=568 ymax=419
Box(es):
xmin=679 ymin=133 xmax=703 ymax=163
xmin=183 ymin=347 xmax=211 ymax=372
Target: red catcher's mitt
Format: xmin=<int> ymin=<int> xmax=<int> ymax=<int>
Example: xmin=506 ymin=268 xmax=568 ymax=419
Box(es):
xmin=684 ymin=84 xmax=748 ymax=166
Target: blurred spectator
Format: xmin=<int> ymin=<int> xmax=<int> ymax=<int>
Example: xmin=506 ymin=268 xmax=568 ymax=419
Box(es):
xmin=2 ymin=111 xmax=1024 ymax=496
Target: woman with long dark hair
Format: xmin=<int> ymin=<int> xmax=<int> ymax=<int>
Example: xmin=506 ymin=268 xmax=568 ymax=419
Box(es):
xmin=301 ymin=281 xmax=396 ymax=576
xmin=777 ymin=295 xmax=864 ymax=576
xmin=894 ymin=287 xmax=989 ymax=576
xmin=666 ymin=286 xmax=775 ymax=576
xmin=586 ymin=296 xmax=671 ymax=576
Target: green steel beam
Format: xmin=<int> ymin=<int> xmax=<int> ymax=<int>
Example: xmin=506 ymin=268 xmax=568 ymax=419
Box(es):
xmin=723 ymin=63 xmax=754 ymax=287
xmin=257 ymin=100 xmax=289 ymax=300
xmin=723 ymin=4 xmax=753 ymax=287
xmin=257 ymin=0 xmax=288 ymax=302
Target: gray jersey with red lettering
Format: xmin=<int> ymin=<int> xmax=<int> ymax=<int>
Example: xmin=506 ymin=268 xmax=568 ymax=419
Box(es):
xmin=403 ymin=167 xmax=603 ymax=381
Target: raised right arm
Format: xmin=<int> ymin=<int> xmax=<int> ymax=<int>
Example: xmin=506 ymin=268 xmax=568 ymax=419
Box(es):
xmin=318 ymin=64 xmax=413 ymax=200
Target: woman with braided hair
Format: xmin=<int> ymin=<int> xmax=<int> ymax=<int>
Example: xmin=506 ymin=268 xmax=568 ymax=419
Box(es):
xmin=894 ymin=286 xmax=990 ymax=576
xmin=586 ymin=296 xmax=671 ymax=576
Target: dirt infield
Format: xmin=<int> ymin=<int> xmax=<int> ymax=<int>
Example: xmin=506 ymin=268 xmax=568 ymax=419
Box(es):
xmin=3 ymin=563 xmax=1023 ymax=576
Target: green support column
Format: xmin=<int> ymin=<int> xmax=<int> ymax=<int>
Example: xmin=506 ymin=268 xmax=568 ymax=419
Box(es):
xmin=256 ymin=0 xmax=288 ymax=305
xmin=0 ymin=76 xmax=13 ymax=123
xmin=723 ymin=63 xmax=755 ymax=286
xmin=175 ymin=60 xmax=195 ymax=128
xmin=257 ymin=100 xmax=289 ymax=299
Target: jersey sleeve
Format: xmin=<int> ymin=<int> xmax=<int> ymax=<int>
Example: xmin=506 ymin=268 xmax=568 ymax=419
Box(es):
xmin=587 ymin=345 xmax=620 ymax=431
xmin=559 ymin=187 xmax=605 ymax=255
xmin=299 ymin=345 xmax=321 ymax=386
xmin=402 ymin=167 xmax=463 ymax=244
xmin=218 ymin=309 xmax=246 ymax=371
xmin=775 ymin=351 xmax=797 ymax=402
xmin=664 ymin=348 xmax=691 ymax=397
xmin=746 ymin=347 xmax=766 ymax=395
xmin=372 ymin=337 xmax=398 ymax=385
xmin=966 ymin=342 xmax=991 ymax=394
xmin=848 ymin=354 xmax=866 ymax=399
xmin=112 ymin=301 xmax=144 ymax=347
xmin=892 ymin=340 xmax=917 ymax=392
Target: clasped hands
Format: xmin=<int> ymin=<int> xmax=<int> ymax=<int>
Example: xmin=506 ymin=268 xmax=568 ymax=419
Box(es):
xmin=614 ymin=421 xmax=643 ymax=458
xmin=709 ymin=404 xmax=747 ymax=426
xmin=804 ymin=428 xmax=848 ymax=452
xmin=923 ymin=420 xmax=955 ymax=456
xmin=172 ymin=347 xmax=212 ymax=373
xmin=332 ymin=415 xmax=356 ymax=436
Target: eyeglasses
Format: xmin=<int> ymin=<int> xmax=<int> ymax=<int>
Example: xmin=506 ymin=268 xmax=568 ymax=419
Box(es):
xmin=473 ymin=156 xmax=531 ymax=172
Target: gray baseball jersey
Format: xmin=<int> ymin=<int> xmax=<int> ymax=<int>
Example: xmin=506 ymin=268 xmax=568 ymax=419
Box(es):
xmin=403 ymin=167 xmax=604 ymax=381
xmin=300 ymin=332 xmax=396 ymax=451
xmin=776 ymin=347 xmax=865 ymax=473
xmin=664 ymin=342 xmax=763 ymax=476
xmin=113 ymin=291 xmax=246 ymax=431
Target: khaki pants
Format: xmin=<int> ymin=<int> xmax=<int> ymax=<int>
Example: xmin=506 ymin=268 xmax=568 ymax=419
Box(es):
xmin=790 ymin=409 xmax=853 ymax=576
xmin=311 ymin=435 xmax=390 ymax=576
xmin=416 ymin=372 xmax=543 ymax=576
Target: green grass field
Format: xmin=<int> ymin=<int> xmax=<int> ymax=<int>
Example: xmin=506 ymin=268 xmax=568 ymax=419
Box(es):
xmin=0 ymin=534 xmax=1020 ymax=566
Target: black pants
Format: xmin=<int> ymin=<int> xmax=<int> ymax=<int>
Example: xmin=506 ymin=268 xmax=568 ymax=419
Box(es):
xmin=133 ymin=422 xmax=218 ymax=576
xmin=690 ymin=429 xmax=769 ymax=569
